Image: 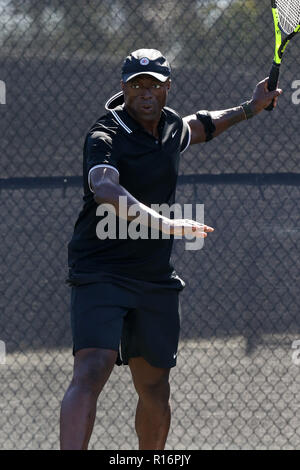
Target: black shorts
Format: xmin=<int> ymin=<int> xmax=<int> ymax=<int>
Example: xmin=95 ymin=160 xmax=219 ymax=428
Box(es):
xmin=69 ymin=274 xmax=183 ymax=369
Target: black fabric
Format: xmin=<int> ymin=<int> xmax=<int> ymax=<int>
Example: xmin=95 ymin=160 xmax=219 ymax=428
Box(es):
xmin=70 ymin=278 xmax=181 ymax=368
xmin=67 ymin=94 xmax=190 ymax=284
xmin=122 ymin=48 xmax=171 ymax=83
xmin=196 ymin=111 xmax=216 ymax=142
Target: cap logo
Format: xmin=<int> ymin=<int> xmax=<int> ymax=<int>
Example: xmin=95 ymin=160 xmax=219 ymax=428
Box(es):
xmin=140 ymin=57 xmax=149 ymax=66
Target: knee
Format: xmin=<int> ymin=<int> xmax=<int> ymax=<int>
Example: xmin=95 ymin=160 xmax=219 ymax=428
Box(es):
xmin=137 ymin=376 xmax=170 ymax=408
xmin=71 ymin=350 xmax=116 ymax=395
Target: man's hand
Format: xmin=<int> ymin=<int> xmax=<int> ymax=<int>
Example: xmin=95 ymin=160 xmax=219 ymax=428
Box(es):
xmin=250 ymin=78 xmax=283 ymax=115
xmin=162 ymin=218 xmax=214 ymax=238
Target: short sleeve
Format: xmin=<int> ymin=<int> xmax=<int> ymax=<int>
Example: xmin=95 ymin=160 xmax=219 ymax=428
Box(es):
xmin=180 ymin=119 xmax=191 ymax=153
xmin=85 ymin=130 xmax=119 ymax=193
xmin=86 ymin=130 xmax=119 ymax=172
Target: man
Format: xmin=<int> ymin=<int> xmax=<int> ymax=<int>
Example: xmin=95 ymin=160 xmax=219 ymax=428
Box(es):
xmin=60 ymin=49 xmax=282 ymax=450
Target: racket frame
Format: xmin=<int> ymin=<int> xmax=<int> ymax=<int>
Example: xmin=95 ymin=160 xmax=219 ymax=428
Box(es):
xmin=266 ymin=0 xmax=300 ymax=111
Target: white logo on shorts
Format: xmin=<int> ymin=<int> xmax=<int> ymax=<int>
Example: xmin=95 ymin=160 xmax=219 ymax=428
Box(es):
xmin=140 ymin=58 xmax=149 ymax=66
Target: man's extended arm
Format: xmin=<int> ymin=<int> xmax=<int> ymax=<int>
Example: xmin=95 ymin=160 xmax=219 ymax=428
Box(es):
xmin=184 ymin=78 xmax=283 ymax=145
xmin=90 ymin=166 xmax=214 ymax=238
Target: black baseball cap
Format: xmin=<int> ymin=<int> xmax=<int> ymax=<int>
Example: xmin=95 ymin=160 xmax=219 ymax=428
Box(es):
xmin=122 ymin=49 xmax=171 ymax=83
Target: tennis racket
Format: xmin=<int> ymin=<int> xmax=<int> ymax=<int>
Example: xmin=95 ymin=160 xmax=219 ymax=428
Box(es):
xmin=265 ymin=0 xmax=300 ymax=111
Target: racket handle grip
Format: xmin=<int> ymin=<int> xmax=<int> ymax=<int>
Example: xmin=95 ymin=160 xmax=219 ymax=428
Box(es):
xmin=265 ymin=62 xmax=280 ymax=112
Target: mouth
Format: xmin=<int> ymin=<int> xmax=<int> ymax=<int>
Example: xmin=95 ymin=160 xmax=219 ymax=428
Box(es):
xmin=140 ymin=103 xmax=154 ymax=112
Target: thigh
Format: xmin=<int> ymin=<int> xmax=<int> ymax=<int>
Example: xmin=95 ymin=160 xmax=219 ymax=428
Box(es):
xmin=121 ymin=289 xmax=181 ymax=369
xmin=71 ymin=283 xmax=130 ymax=355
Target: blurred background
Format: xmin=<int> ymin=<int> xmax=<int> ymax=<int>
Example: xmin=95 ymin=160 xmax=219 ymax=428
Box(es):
xmin=0 ymin=0 xmax=300 ymax=449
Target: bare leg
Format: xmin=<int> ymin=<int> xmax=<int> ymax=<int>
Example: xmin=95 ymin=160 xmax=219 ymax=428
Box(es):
xmin=129 ymin=357 xmax=171 ymax=450
xmin=60 ymin=348 xmax=117 ymax=450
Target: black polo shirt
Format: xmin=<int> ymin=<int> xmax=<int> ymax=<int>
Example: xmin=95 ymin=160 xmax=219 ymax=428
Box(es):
xmin=67 ymin=91 xmax=191 ymax=286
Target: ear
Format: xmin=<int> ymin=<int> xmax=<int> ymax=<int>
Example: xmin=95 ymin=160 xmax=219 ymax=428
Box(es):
xmin=166 ymin=79 xmax=171 ymax=91
xmin=121 ymin=80 xmax=125 ymax=91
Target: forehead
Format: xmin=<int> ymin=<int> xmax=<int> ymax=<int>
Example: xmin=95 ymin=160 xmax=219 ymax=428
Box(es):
xmin=126 ymin=74 xmax=165 ymax=85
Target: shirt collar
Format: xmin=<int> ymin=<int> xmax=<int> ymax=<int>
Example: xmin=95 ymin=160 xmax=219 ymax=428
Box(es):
xmin=105 ymin=91 xmax=166 ymax=135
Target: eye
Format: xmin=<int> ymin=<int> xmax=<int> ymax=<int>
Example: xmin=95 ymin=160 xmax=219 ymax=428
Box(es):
xmin=152 ymin=84 xmax=161 ymax=89
xmin=130 ymin=84 xmax=140 ymax=89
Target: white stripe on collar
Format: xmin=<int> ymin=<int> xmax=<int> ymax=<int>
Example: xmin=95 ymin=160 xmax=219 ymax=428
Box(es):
xmin=105 ymin=92 xmax=132 ymax=134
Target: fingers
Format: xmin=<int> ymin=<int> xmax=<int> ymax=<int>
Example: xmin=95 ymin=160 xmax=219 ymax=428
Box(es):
xmin=260 ymin=77 xmax=282 ymax=97
xmin=263 ymin=77 xmax=283 ymax=96
xmin=191 ymin=224 xmax=214 ymax=233
xmin=191 ymin=228 xmax=207 ymax=238
xmin=167 ymin=219 xmax=215 ymax=238
xmin=181 ymin=219 xmax=214 ymax=231
xmin=204 ymin=224 xmax=214 ymax=232
xmin=266 ymin=88 xmax=282 ymax=109
xmin=182 ymin=221 xmax=215 ymax=238
xmin=252 ymin=78 xmax=283 ymax=112
xmin=271 ymin=88 xmax=283 ymax=98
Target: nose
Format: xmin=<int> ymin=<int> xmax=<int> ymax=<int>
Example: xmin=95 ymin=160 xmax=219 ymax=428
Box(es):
xmin=140 ymin=87 xmax=152 ymax=99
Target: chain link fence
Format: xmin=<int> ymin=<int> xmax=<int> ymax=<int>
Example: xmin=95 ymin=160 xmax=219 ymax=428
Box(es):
xmin=1 ymin=0 xmax=300 ymax=450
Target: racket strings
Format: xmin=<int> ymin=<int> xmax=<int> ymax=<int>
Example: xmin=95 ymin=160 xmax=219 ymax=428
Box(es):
xmin=276 ymin=0 xmax=300 ymax=34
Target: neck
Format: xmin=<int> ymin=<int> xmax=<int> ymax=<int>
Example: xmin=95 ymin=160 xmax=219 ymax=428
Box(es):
xmin=125 ymin=106 xmax=160 ymax=139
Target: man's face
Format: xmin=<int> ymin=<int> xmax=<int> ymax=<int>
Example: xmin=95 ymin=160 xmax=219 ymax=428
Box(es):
xmin=122 ymin=75 xmax=171 ymax=122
